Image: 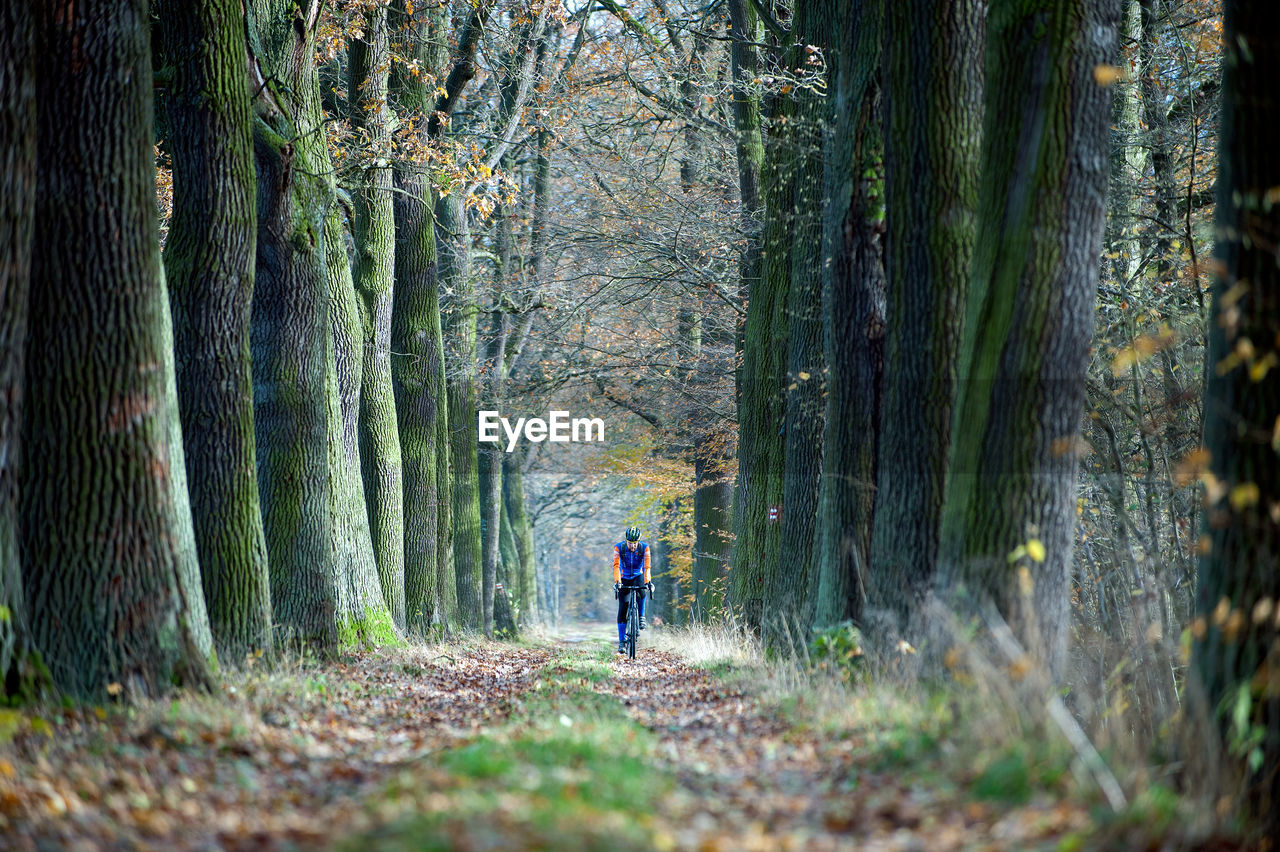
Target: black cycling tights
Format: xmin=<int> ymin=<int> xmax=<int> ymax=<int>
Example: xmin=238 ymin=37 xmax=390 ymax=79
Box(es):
xmin=616 ymin=584 xmax=647 ymax=623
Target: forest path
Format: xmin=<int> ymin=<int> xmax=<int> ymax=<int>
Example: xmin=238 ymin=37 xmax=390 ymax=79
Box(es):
xmin=0 ymin=633 xmax=1106 ymax=850
xmin=576 ymin=637 xmax=1089 ymax=851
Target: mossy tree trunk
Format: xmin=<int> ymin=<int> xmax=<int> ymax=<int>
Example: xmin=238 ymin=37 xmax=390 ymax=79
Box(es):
xmin=812 ymin=0 xmax=885 ymax=632
xmin=351 ymin=5 xmax=406 ymax=630
xmin=497 ymin=493 xmax=520 ymax=632
xmin=766 ymin=0 xmax=832 ymax=653
xmin=161 ymin=0 xmax=273 ymax=661
xmin=731 ymin=9 xmax=793 ymax=632
xmin=476 ymin=212 xmax=512 ymax=639
xmin=0 ymin=0 xmax=34 ymax=690
xmin=251 ymin=0 xmax=339 ymax=650
xmin=725 ymin=0 xmax=765 ymax=627
xmin=870 ymin=0 xmax=982 ymax=641
xmin=1192 ymin=2 xmax=1280 ymax=835
xmin=502 ymin=448 xmax=537 ymax=626
xmin=23 ymin=0 xmax=215 ymax=699
xmin=251 ymin=111 xmax=337 ymax=650
xmin=440 ymin=191 xmax=485 ymax=632
xmin=939 ymin=0 xmax=1118 ymax=677
xmin=325 ymin=209 xmax=392 ymax=645
xmin=292 ymin=3 xmax=391 ymax=647
xmin=390 ymin=0 xmax=456 ymax=636
xmin=252 ymin=0 xmax=394 ymax=649
xmin=425 ymin=0 xmax=498 ymax=635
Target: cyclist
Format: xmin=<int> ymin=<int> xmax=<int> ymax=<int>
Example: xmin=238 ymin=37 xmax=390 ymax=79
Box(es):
xmin=612 ymin=526 xmax=651 ymax=654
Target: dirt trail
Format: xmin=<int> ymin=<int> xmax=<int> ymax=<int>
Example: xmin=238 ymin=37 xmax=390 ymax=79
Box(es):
xmin=0 ymin=636 xmax=1102 ymax=851
xmin=596 ymin=640 xmax=1094 ymax=852
xmin=604 ymin=646 xmax=862 ymax=851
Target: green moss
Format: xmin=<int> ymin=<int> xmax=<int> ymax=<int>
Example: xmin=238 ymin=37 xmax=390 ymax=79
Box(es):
xmin=337 ymin=606 xmax=401 ymax=649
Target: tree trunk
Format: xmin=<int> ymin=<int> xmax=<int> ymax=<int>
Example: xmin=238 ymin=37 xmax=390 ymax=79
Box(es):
xmin=477 ymin=439 xmax=502 ymax=638
xmin=325 ymin=209 xmax=393 ymax=645
xmin=727 ymin=0 xmax=763 ymax=217
xmin=812 ymin=0 xmax=885 ymax=632
xmin=497 ymin=494 xmax=520 ymax=632
xmin=870 ymin=0 xmax=982 ymax=641
xmin=251 ymin=113 xmax=337 ymax=650
xmin=252 ymin=0 xmax=394 ymax=650
xmin=1192 ymin=2 xmax=1280 ymax=835
xmin=477 ymin=250 xmax=511 ymax=639
xmin=503 ymin=448 xmax=537 ymax=626
xmin=1138 ymin=0 xmax=1177 ymax=287
xmin=0 ymin=0 xmax=34 ymax=691
xmin=767 ymin=0 xmax=830 ymax=652
xmin=693 ymin=451 xmax=733 ymax=621
xmin=652 ymin=532 xmax=674 ymax=625
xmin=440 ymin=192 xmax=484 ymax=631
xmin=1104 ymin=0 xmax=1145 ymax=288
xmin=939 ymin=0 xmax=1118 ymax=677
xmin=726 ymin=0 xmax=764 ymax=625
xmin=162 ymin=0 xmax=273 ymax=661
xmin=731 ymin=21 xmax=794 ymax=630
xmin=23 ymin=0 xmax=215 ymax=698
xmin=351 ymin=5 xmax=406 ymax=630
xmin=390 ymin=0 xmax=455 ymax=636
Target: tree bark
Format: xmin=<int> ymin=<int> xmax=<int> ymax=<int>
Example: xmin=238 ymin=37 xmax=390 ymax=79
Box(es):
xmin=731 ymin=8 xmax=793 ymax=630
xmin=325 ymin=208 xmax=392 ymax=644
xmin=870 ymin=0 xmax=982 ymax=640
xmin=251 ymin=112 xmax=337 ymax=650
xmin=351 ymin=4 xmax=406 ymax=630
xmin=1138 ymin=0 xmax=1177 ymax=286
xmin=0 ymin=0 xmax=34 ymax=691
xmin=693 ymin=451 xmax=733 ymax=621
xmin=503 ymin=446 xmax=537 ymax=625
xmin=391 ymin=0 xmax=456 ymax=636
xmin=24 ymin=0 xmax=215 ymax=698
xmin=252 ymin=0 xmax=394 ymax=649
xmin=812 ymin=0 xmax=885 ymax=632
xmin=497 ymin=492 xmax=520 ymax=632
xmin=939 ymin=0 xmax=1119 ymax=677
xmin=726 ymin=0 xmax=765 ymax=625
xmin=162 ymin=0 xmax=273 ymax=661
xmin=476 ymin=215 xmax=513 ymax=639
xmin=414 ymin=0 xmax=497 ymax=636
xmin=767 ymin=0 xmax=830 ymax=652
xmin=1192 ymin=1 xmax=1280 ymax=835
xmin=440 ymin=191 xmax=485 ymax=631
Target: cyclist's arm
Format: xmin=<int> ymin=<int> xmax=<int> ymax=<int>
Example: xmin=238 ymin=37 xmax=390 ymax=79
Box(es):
xmin=643 ymin=543 xmax=651 ymax=584
xmin=612 ymin=546 xmax=621 ymax=583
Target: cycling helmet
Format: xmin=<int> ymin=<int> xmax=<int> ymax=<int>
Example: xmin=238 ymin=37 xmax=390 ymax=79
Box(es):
xmin=625 ymin=527 xmax=641 ymax=542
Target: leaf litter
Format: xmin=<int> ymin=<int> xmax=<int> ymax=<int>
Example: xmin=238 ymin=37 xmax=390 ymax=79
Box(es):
xmin=0 ymin=637 xmax=1242 ymax=850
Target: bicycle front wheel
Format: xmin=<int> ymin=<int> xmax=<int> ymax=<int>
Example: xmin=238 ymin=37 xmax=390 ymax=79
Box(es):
xmin=627 ymin=601 xmax=638 ymax=659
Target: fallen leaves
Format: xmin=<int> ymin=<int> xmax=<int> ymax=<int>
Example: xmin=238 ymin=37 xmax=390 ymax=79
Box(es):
xmin=0 ymin=643 xmax=549 ymax=849
xmin=0 ymin=633 xmax=1233 ymax=850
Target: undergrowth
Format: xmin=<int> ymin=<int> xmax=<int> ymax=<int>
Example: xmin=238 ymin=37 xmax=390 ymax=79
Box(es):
xmin=647 ymin=619 xmax=1238 ymax=848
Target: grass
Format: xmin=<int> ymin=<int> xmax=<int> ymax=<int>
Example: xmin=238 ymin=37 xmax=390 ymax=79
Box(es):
xmin=3 ymin=621 xmax=1243 ymax=849
xmin=646 ymin=619 xmax=1239 ymax=848
xmin=535 ymin=651 xmax=614 ymax=687
xmin=341 ymin=644 xmax=670 ymax=851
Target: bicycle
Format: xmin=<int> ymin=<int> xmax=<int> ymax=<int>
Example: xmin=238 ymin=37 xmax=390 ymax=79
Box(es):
xmin=617 ymin=581 xmax=653 ymax=660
